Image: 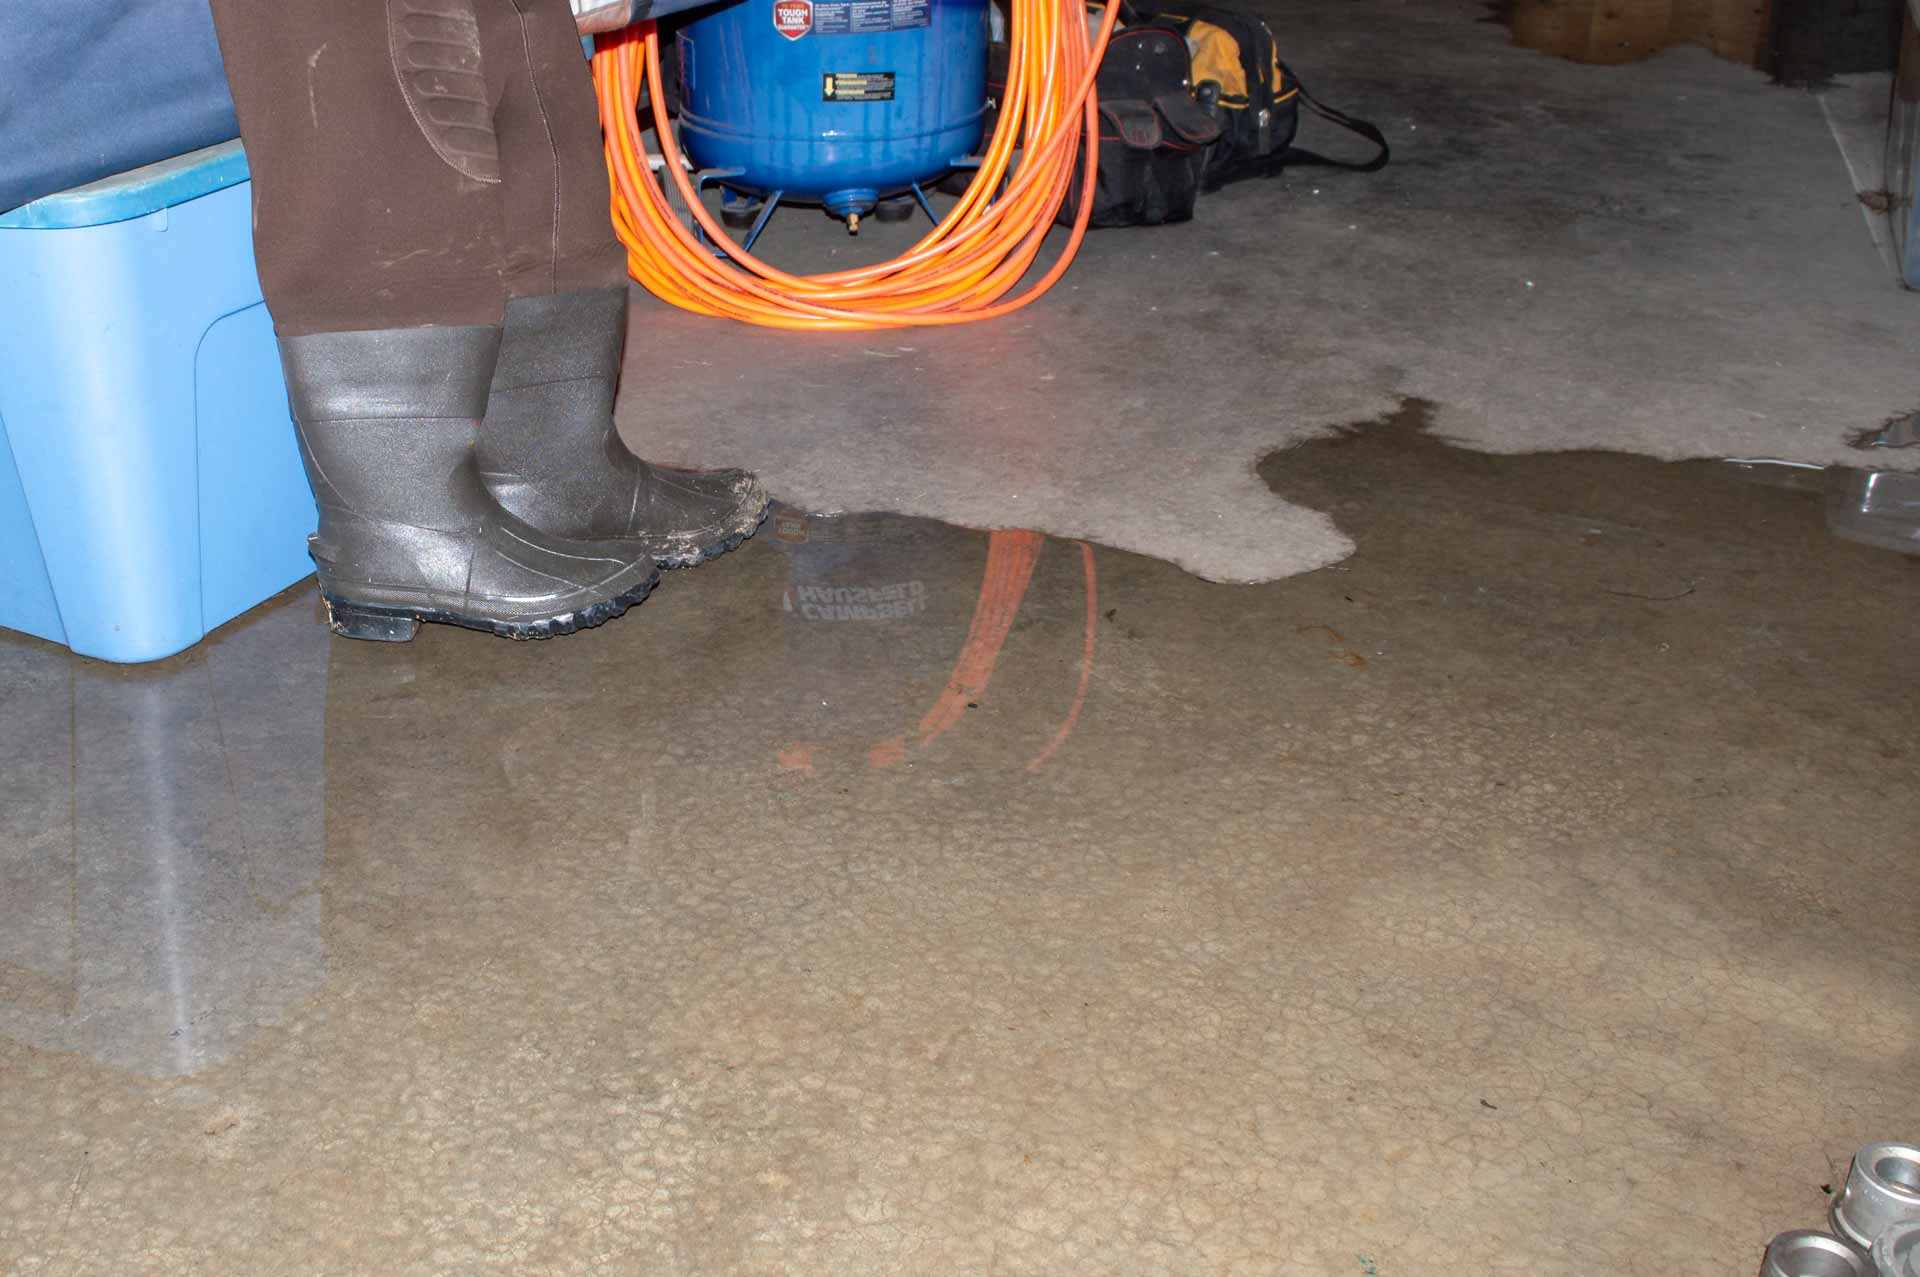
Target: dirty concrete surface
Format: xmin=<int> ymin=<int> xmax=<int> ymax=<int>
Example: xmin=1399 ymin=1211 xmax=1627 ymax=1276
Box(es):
xmin=630 ymin=0 xmax=1920 ymax=583
xmin=6 ymin=0 xmax=1920 ymax=1270
xmin=3 ymin=405 xmax=1916 ymax=1272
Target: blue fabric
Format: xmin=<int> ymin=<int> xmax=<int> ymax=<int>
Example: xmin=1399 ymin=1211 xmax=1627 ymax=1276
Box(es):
xmin=0 ymin=0 xmax=239 ymax=215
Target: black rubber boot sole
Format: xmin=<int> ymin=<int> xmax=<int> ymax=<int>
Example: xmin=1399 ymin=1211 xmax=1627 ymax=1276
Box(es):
xmin=321 ymin=570 xmax=660 ymax=643
xmin=658 ymin=493 xmax=773 ymax=570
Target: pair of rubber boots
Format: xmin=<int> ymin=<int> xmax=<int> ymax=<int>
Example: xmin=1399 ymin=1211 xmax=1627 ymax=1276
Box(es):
xmin=278 ymin=287 xmax=767 ymax=642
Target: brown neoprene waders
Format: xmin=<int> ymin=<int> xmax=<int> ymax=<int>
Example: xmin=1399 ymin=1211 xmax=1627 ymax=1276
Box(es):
xmin=202 ymin=0 xmax=767 ymax=646
xmin=206 ymin=0 xmax=627 ymax=336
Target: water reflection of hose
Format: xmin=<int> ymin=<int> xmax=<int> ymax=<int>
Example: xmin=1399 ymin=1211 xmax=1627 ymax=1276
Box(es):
xmin=1026 ymin=540 xmax=1096 ymax=771
xmin=774 ymin=528 xmax=1097 ymax=772
xmin=895 ymin=532 xmax=1096 ymax=770
xmin=917 ymin=531 xmax=1046 ymax=746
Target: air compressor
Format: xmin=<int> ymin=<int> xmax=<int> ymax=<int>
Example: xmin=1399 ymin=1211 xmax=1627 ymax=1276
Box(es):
xmin=590 ymin=0 xmax=1114 ymax=327
xmin=673 ymin=0 xmax=991 ymax=231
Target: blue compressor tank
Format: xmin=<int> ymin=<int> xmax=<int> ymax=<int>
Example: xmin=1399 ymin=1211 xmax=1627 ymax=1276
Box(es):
xmin=675 ymin=0 xmax=990 ymax=221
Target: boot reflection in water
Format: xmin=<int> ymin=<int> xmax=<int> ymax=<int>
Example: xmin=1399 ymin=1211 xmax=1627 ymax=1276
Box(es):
xmin=207 ymin=0 xmax=768 ymax=641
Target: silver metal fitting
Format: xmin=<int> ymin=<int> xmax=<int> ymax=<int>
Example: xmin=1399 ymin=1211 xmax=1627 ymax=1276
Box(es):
xmin=1760 ymin=1230 xmax=1870 ymax=1277
xmin=1873 ymin=1219 xmax=1920 ymax=1277
xmin=1832 ymin=1142 xmax=1920 ymax=1252
xmin=571 ymin=0 xmax=639 ymax=34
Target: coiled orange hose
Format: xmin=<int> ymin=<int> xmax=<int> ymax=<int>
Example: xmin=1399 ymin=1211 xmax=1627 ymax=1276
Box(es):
xmin=590 ymin=0 xmax=1119 ymax=330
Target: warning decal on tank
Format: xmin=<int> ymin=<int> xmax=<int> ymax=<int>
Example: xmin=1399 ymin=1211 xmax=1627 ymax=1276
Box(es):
xmin=773 ymin=0 xmax=813 ymax=40
xmin=822 ymin=71 xmax=897 ymax=101
xmin=812 ymin=0 xmax=929 ymax=35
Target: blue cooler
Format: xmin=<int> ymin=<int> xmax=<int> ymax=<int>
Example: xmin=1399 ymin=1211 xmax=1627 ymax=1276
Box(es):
xmin=0 ymin=141 xmax=317 ymax=664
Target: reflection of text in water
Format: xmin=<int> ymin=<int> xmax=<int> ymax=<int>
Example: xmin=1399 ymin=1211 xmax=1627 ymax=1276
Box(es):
xmin=784 ymin=580 xmax=928 ymax=621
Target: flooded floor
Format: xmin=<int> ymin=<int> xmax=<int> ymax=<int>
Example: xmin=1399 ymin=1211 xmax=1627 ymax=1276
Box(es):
xmin=1 ymin=411 xmax=1917 ymax=1274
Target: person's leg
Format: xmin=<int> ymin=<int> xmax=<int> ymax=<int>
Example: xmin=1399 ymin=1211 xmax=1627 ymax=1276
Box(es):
xmin=471 ymin=0 xmax=769 ymax=565
xmin=207 ymin=0 xmax=659 ymax=640
xmin=207 ymin=0 xmax=508 ymax=334
xmin=469 ymin=0 xmax=627 ymax=300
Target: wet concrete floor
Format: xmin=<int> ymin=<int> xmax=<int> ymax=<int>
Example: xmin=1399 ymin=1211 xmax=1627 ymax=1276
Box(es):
xmin=1 ymin=409 xmax=1916 ymax=1273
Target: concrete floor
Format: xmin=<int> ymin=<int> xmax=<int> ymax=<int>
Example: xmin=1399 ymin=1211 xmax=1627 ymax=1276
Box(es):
xmin=629 ymin=0 xmax=1920 ymax=585
xmin=8 ymin=0 xmax=1920 ymax=1269
xmin=3 ymin=409 xmax=1917 ymax=1272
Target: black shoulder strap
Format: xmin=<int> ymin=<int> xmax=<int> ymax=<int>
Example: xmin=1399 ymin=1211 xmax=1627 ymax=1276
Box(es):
xmin=1281 ymin=75 xmax=1390 ymax=173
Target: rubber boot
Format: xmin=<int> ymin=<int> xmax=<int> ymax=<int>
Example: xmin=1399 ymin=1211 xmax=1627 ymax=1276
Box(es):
xmin=279 ymin=324 xmax=661 ymax=642
xmin=475 ymin=287 xmax=770 ymax=567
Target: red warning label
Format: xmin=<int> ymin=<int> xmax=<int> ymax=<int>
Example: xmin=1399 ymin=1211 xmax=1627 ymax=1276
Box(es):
xmin=773 ymin=0 xmax=813 ymax=39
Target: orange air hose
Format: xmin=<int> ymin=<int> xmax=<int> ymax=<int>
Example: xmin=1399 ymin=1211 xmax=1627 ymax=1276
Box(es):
xmin=590 ymin=0 xmax=1120 ymax=330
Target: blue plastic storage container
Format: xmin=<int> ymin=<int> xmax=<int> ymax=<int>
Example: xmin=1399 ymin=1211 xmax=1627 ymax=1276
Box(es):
xmin=0 ymin=141 xmax=317 ymax=664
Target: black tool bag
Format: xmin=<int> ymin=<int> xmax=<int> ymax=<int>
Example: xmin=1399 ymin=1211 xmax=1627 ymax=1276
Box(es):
xmin=1125 ymin=0 xmax=1389 ymax=190
xmin=979 ymin=30 xmax=1222 ymax=227
xmin=1058 ymin=26 xmax=1225 ymax=227
xmin=977 ymin=2 xmax=1386 ymax=227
